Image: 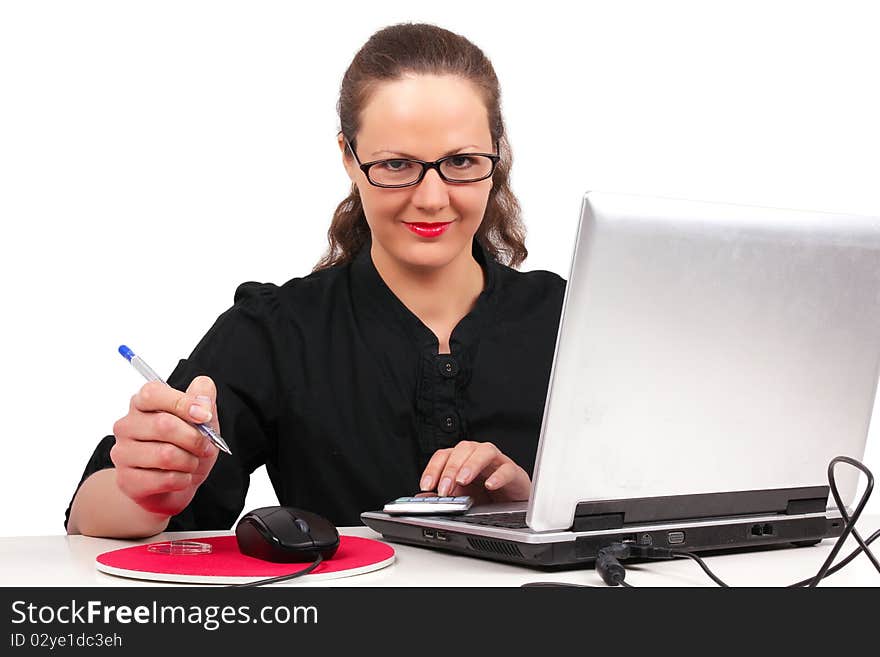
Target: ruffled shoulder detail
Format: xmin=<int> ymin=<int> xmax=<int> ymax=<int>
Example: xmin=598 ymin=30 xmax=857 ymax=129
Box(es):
xmin=232 ymin=281 xmax=283 ymax=318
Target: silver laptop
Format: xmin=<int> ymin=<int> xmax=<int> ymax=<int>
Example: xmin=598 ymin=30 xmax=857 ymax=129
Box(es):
xmin=361 ymin=191 xmax=880 ymax=567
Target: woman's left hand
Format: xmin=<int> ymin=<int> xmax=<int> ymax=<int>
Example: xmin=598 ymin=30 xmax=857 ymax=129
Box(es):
xmin=420 ymin=441 xmax=531 ymax=504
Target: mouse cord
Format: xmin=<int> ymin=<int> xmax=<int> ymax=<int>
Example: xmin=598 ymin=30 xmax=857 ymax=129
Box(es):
xmin=522 ymin=456 xmax=879 ymax=588
xmin=227 ymin=554 xmax=324 ymax=588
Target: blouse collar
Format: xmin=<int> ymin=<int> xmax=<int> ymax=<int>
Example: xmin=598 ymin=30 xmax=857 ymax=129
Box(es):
xmin=350 ymin=236 xmax=498 ymax=352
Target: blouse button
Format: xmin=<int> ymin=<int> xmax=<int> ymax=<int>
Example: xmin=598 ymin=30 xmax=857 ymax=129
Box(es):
xmin=437 ymin=356 xmax=460 ymax=378
xmin=441 ymin=413 xmax=459 ymax=433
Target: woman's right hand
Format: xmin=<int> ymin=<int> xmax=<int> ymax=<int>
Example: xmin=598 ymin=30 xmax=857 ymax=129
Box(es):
xmin=110 ymin=375 xmax=221 ymax=518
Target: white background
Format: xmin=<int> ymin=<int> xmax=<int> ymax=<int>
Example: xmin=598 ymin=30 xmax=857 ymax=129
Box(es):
xmin=1 ymin=0 xmax=878 ymax=537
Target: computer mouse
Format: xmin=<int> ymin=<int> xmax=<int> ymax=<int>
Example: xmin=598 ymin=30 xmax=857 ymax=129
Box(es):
xmin=235 ymin=506 xmax=340 ymax=563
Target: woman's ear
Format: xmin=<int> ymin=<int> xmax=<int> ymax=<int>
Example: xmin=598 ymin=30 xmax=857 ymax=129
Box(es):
xmin=338 ymin=132 xmax=356 ymax=183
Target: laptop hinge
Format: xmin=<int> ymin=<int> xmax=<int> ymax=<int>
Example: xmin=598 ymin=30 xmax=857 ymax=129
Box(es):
xmin=572 ymin=513 xmax=625 ymax=532
xmin=785 ymin=497 xmax=827 ymax=515
xmin=570 ymin=485 xmax=829 ymax=529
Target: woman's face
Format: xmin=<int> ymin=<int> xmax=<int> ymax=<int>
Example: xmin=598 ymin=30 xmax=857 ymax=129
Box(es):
xmin=340 ymin=74 xmax=495 ymax=272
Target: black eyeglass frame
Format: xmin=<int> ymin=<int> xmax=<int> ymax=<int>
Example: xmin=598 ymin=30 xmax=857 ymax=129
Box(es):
xmin=344 ymin=137 xmax=501 ymax=189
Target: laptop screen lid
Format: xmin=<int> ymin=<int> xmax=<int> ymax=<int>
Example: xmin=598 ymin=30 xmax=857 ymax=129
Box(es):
xmin=527 ymin=192 xmax=880 ymax=532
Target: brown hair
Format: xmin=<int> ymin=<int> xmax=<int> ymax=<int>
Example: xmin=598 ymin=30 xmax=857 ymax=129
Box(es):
xmin=313 ymin=23 xmax=528 ymax=271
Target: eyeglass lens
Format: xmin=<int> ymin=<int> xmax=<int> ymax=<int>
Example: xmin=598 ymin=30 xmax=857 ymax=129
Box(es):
xmin=369 ymin=155 xmax=494 ymax=186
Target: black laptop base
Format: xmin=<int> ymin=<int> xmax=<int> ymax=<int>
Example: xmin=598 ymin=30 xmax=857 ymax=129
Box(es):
xmin=361 ymin=513 xmax=844 ymax=569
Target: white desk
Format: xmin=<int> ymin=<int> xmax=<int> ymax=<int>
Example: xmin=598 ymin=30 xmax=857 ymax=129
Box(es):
xmin=2 ymin=518 xmax=878 ymax=587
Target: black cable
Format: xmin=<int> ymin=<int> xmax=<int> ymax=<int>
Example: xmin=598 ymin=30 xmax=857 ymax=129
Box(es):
xmin=805 ymin=456 xmax=880 ymax=586
xmin=520 ymin=581 xmax=593 ymax=587
xmin=523 ymin=530 xmax=877 ymax=587
xmin=671 ymin=551 xmax=729 ymax=587
xmin=227 ymin=554 xmax=323 ymax=587
xmin=522 ymin=456 xmax=878 ymax=588
xmin=520 ymin=544 xmax=632 ymax=587
xmin=596 ymin=548 xmax=627 ymax=586
xmin=618 ymin=456 xmax=879 ymax=588
xmin=787 ymin=529 xmax=880 ymax=587
xmin=663 ymin=524 xmax=880 ymax=588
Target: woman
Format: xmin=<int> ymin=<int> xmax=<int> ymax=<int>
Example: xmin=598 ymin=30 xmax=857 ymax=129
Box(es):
xmin=65 ymin=23 xmax=565 ymax=538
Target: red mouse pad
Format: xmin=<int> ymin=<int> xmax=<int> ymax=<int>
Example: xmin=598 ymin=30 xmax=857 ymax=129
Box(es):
xmin=95 ymin=535 xmax=395 ymax=584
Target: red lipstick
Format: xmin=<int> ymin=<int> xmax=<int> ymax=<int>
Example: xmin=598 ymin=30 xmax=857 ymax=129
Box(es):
xmin=404 ymin=221 xmax=453 ymax=238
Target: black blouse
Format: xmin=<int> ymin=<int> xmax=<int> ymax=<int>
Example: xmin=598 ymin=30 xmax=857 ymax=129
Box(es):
xmin=65 ymin=239 xmax=566 ymax=529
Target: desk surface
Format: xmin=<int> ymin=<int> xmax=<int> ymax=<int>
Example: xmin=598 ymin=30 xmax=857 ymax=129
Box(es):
xmin=2 ymin=519 xmax=878 ymax=587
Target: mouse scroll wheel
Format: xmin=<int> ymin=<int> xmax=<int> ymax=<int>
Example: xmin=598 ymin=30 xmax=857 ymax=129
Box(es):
xmin=295 ymin=518 xmax=310 ymax=533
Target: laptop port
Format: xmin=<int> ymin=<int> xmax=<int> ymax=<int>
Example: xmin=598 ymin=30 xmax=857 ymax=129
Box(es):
xmin=435 ymin=530 xmax=448 ymax=541
xmin=667 ymin=531 xmax=685 ymax=545
xmin=422 ymin=528 xmax=435 ymax=539
xmin=749 ymin=523 xmax=774 ymax=538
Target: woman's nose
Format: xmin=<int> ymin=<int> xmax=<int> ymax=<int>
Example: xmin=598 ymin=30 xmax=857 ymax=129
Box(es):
xmin=410 ymin=168 xmax=451 ymax=212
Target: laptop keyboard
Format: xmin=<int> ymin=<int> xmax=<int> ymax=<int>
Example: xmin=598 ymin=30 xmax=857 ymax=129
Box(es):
xmin=449 ymin=512 xmax=528 ymax=529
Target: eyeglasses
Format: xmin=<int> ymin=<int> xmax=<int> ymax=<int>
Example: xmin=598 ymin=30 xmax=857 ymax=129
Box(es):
xmin=345 ymin=138 xmax=500 ymax=188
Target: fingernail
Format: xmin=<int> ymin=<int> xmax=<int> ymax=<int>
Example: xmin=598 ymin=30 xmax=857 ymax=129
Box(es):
xmin=456 ymin=467 xmax=471 ymax=485
xmin=203 ymin=439 xmax=214 ymax=456
xmin=485 ymin=476 xmax=498 ymax=490
xmin=189 ymin=404 xmax=211 ymax=422
xmin=196 ymin=395 xmax=212 ymax=404
xmin=420 ymin=475 xmax=433 ymax=491
xmin=439 ymin=477 xmax=452 ymax=496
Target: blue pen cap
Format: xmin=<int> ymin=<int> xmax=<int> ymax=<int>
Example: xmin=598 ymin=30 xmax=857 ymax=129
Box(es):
xmin=118 ymin=345 xmax=135 ymax=362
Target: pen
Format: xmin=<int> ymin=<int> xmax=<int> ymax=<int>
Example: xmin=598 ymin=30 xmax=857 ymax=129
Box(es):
xmin=117 ymin=344 xmax=232 ymax=455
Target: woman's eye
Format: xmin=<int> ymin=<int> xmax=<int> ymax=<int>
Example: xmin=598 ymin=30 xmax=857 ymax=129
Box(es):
xmin=382 ymin=159 xmax=411 ymax=171
xmin=448 ymin=156 xmax=474 ymax=168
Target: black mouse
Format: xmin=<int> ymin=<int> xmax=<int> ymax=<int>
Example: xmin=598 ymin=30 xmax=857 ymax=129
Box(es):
xmin=235 ymin=506 xmax=340 ymax=563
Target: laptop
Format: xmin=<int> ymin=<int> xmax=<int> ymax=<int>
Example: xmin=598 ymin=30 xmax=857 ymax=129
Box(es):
xmin=361 ymin=191 xmax=880 ymax=567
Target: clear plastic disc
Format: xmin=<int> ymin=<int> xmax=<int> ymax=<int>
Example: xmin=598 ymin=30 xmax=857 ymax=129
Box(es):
xmin=146 ymin=540 xmax=213 ymax=555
